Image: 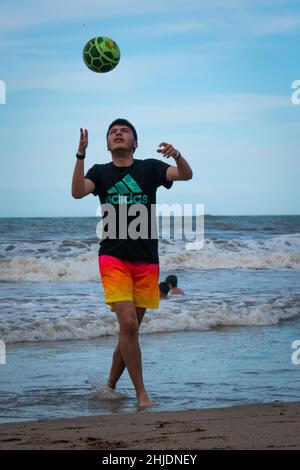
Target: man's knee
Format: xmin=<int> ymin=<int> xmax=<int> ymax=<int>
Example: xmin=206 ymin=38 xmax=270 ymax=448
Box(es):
xmin=115 ymin=302 xmax=139 ymax=336
xmin=119 ymin=316 xmax=139 ymax=336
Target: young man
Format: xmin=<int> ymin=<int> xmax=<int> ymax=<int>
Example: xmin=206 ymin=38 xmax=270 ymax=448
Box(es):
xmin=165 ymin=274 xmax=185 ymax=295
xmin=71 ymin=118 xmax=193 ymax=408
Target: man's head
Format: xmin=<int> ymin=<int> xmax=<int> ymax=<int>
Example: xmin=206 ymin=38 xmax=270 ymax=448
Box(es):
xmin=159 ymin=281 xmax=170 ymax=296
xmin=106 ymin=118 xmax=138 ymax=154
xmin=165 ymin=275 xmax=178 ymax=288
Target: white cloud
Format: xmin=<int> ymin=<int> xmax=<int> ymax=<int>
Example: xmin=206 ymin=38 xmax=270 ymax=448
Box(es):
xmin=0 ymin=0 xmax=167 ymax=32
xmin=0 ymin=0 xmax=237 ymax=32
xmin=4 ymin=45 xmax=233 ymax=93
xmin=132 ymin=20 xmax=207 ymax=35
xmin=1 ymin=0 xmax=300 ymax=38
xmin=250 ymin=16 xmax=300 ymax=35
xmin=1 ymin=92 xmax=290 ymax=136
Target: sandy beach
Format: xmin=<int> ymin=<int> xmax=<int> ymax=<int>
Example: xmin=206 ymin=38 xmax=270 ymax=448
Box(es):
xmin=0 ymin=401 xmax=299 ymax=450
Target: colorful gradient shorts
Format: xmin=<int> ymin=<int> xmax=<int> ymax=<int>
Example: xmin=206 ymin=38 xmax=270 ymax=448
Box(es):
xmin=98 ymin=254 xmax=160 ymax=312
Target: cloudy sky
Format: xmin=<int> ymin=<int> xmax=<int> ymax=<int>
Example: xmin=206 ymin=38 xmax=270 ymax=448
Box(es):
xmin=0 ymin=0 xmax=300 ymax=217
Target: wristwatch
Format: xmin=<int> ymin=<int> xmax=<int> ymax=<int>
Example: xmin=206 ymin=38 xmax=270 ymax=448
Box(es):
xmin=174 ymin=151 xmax=181 ymax=160
xmin=76 ymin=152 xmax=86 ymax=160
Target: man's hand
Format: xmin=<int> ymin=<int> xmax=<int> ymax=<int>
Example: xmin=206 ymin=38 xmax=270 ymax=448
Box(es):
xmin=157 ymin=142 xmax=193 ymax=181
xmin=157 ymin=142 xmax=180 ymax=160
xmin=78 ymin=128 xmax=89 ymax=154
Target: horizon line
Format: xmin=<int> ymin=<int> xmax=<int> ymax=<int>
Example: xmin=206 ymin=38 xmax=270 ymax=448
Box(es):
xmin=0 ymin=214 xmax=299 ymax=219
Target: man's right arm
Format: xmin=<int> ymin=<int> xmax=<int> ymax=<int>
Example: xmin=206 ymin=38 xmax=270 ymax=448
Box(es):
xmin=71 ymin=128 xmax=95 ymax=199
xmin=71 ymin=159 xmax=95 ymax=199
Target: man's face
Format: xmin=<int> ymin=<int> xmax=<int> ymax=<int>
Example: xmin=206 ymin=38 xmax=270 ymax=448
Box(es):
xmin=107 ymin=125 xmax=137 ymax=153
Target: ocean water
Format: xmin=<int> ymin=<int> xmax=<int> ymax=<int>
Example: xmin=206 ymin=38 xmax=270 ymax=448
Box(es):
xmin=0 ymin=215 xmax=300 ymax=423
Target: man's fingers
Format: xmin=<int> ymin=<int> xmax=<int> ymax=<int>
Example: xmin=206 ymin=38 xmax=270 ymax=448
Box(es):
xmin=157 ymin=143 xmax=177 ymax=159
xmin=157 ymin=142 xmax=175 ymax=154
xmin=159 ymin=145 xmax=173 ymax=155
xmin=157 ymin=142 xmax=169 ymax=153
xmin=79 ymin=128 xmax=88 ymax=145
xmin=157 ymin=142 xmax=168 ymax=151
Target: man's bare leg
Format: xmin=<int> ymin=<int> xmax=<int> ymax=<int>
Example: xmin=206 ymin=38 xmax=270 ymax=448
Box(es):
xmin=106 ymin=307 xmax=146 ymax=390
xmin=111 ymin=300 xmax=154 ymax=408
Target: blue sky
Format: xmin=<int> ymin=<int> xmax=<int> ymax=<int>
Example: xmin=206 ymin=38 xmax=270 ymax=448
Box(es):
xmin=0 ymin=0 xmax=300 ymax=217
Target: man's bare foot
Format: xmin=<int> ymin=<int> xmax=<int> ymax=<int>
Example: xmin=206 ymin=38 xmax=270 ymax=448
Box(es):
xmin=138 ymin=399 xmax=155 ymax=409
xmin=97 ymin=385 xmax=126 ymax=401
xmin=137 ymin=394 xmax=156 ymax=409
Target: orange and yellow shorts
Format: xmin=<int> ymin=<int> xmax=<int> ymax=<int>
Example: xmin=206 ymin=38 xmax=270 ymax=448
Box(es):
xmin=98 ymin=254 xmax=160 ymax=312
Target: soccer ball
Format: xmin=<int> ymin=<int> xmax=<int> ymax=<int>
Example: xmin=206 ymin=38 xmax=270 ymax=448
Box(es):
xmin=82 ymin=36 xmax=120 ymax=73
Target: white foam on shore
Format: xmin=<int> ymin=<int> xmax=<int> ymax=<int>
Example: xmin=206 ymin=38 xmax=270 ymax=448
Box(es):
xmin=0 ymin=254 xmax=100 ymax=282
xmin=1 ymin=234 xmax=300 ymax=282
xmin=160 ymin=249 xmax=300 ymax=270
xmin=1 ymin=294 xmax=299 ymax=343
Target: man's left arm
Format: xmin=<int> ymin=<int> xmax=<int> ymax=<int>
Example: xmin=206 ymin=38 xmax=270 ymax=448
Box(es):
xmin=157 ymin=142 xmax=193 ymax=181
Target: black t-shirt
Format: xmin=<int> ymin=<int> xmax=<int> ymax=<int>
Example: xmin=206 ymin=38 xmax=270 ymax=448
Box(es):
xmin=85 ymin=158 xmax=173 ymax=263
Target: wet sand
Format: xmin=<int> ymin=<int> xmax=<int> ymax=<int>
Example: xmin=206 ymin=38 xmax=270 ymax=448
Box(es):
xmin=0 ymin=401 xmax=299 ymax=450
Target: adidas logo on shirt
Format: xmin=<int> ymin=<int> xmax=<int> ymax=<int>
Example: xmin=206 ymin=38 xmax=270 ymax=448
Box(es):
xmin=105 ymin=174 xmax=148 ymax=204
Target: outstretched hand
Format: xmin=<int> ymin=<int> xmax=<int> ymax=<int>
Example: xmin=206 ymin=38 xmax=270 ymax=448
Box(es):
xmin=78 ymin=128 xmax=89 ymax=154
xmin=157 ymin=142 xmax=180 ymax=159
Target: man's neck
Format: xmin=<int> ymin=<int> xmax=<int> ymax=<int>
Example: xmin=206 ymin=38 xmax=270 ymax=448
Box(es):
xmin=111 ymin=150 xmax=134 ymax=167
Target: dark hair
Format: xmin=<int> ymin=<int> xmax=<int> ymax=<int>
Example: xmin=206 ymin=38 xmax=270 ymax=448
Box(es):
xmin=106 ymin=118 xmax=138 ymax=153
xmin=159 ymin=281 xmax=170 ymax=296
xmin=165 ymin=275 xmax=178 ymax=288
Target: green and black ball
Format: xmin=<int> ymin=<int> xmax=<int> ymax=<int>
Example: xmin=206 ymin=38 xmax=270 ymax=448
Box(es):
xmin=83 ymin=36 xmax=120 ymax=73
